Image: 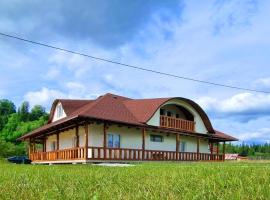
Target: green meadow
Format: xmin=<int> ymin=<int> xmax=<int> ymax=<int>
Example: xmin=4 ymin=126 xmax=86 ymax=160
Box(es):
xmin=0 ymin=160 xmax=269 ymax=200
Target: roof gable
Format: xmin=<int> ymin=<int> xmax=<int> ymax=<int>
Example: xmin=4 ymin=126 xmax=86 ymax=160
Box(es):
xmin=48 ymin=99 xmax=92 ymax=123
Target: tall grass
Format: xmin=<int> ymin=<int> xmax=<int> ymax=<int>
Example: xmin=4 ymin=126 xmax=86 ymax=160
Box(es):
xmin=0 ymin=160 xmax=269 ymax=200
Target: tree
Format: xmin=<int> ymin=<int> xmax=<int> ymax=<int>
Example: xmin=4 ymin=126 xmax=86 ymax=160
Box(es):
xmin=18 ymin=101 xmax=30 ymax=122
xmin=0 ymin=99 xmax=16 ymax=131
xmin=30 ymin=105 xmax=48 ymax=121
xmin=0 ymin=99 xmax=49 ymax=157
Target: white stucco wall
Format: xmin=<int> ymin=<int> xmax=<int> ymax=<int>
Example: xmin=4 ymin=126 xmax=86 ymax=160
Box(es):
xmin=145 ymin=132 xmax=176 ymax=151
xmin=107 ymin=125 xmax=142 ymax=149
xmin=45 ymin=123 xmax=210 ymax=153
xmin=147 ymin=99 xmax=208 ymax=134
xmin=89 ymin=123 xmax=103 ymax=147
xmin=46 ymin=134 xmax=56 ymax=151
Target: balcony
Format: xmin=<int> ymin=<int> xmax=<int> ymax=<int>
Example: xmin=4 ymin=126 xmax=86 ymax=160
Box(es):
xmin=30 ymin=147 xmax=224 ymax=162
xmin=160 ymin=115 xmax=195 ymax=132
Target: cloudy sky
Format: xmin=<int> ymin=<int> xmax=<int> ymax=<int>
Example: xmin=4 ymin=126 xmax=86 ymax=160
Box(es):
xmin=0 ymin=0 xmax=270 ymax=143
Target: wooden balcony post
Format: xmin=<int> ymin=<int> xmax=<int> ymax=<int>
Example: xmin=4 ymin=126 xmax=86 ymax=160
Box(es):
xmin=32 ymin=139 xmax=36 ymax=153
xmin=176 ymin=134 xmax=179 ymax=160
xmin=197 ymin=137 xmax=200 ymax=160
xmin=75 ymin=125 xmax=79 ymax=147
xmin=28 ymin=138 xmax=32 ymax=157
xmin=43 ymin=138 xmax=46 ymax=152
xmin=222 ymin=141 xmax=225 ymax=161
xmin=216 ymin=142 xmax=219 ymax=155
xmin=103 ymin=123 xmax=107 ymax=159
xmin=210 ymin=142 xmax=213 ymax=160
xmin=142 ymin=128 xmax=146 ymax=160
xmin=55 ymin=132 xmax=59 ymax=159
xmin=56 ymin=132 xmax=59 ymax=150
xmin=84 ymin=123 xmax=89 ymax=160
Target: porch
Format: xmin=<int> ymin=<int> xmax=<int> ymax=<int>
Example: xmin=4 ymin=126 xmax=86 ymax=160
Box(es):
xmin=30 ymin=146 xmax=224 ymax=163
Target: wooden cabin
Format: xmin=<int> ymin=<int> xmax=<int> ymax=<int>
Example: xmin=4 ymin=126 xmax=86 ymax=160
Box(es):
xmin=19 ymin=93 xmax=237 ymax=164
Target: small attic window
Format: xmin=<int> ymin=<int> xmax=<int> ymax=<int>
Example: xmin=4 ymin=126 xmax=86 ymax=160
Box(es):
xmin=56 ymin=104 xmax=64 ymax=119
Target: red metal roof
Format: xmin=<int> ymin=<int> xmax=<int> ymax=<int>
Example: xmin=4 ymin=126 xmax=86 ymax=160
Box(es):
xmin=19 ymin=93 xmax=237 ymax=141
xmin=213 ymin=130 xmax=238 ymax=141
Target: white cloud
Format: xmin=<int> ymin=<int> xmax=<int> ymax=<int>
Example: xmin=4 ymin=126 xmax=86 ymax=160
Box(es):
xmin=254 ymin=77 xmax=270 ymax=88
xmin=197 ymin=92 xmax=270 ymax=114
xmin=24 ymin=84 xmax=103 ymax=110
xmin=44 ymin=68 xmax=60 ymax=80
xmin=24 ymin=87 xmax=67 ymax=108
xmin=237 ymin=128 xmax=270 ymax=143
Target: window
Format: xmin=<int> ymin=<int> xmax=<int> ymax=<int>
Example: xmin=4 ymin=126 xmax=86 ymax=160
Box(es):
xmin=160 ymin=109 xmax=165 ymax=115
xmin=51 ymin=141 xmax=56 ymax=151
xmin=107 ymin=134 xmax=120 ymax=148
xmin=72 ymin=136 xmax=79 ymax=147
xmin=56 ymin=104 xmax=64 ymax=118
xmin=166 ymin=111 xmax=172 ymax=117
xmin=150 ymin=134 xmax=164 ymax=142
xmin=179 ymin=141 xmax=186 ymax=152
xmin=176 ymin=114 xmax=180 ymax=118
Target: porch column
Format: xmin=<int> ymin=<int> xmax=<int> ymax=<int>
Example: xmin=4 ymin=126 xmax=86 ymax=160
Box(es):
xmin=176 ymin=134 xmax=179 ymax=160
xmin=142 ymin=128 xmax=146 ymax=160
xmin=43 ymin=138 xmax=46 ymax=152
xmin=210 ymin=142 xmax=213 ymax=160
xmin=103 ymin=123 xmax=107 ymax=159
xmin=56 ymin=132 xmax=60 ymax=150
xmin=84 ymin=123 xmax=89 ymax=160
xmin=197 ymin=137 xmax=200 ymax=160
xmin=28 ymin=138 xmax=32 ymax=157
xmin=216 ymin=142 xmax=219 ymax=155
xmin=75 ymin=125 xmax=79 ymax=147
xmin=222 ymin=141 xmax=226 ymax=161
xmin=56 ymin=132 xmax=59 ymax=159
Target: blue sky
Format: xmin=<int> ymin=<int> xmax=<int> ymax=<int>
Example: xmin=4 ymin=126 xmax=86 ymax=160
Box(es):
xmin=0 ymin=0 xmax=270 ymax=143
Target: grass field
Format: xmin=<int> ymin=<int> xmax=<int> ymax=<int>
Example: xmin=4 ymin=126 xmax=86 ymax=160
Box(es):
xmin=0 ymin=160 xmax=270 ymax=200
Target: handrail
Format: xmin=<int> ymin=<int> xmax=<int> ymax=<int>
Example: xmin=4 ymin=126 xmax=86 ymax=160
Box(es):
xmin=160 ymin=115 xmax=195 ymax=131
xmin=30 ymin=146 xmax=224 ymax=162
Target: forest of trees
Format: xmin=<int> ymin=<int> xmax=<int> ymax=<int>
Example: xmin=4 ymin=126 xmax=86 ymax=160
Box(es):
xmin=0 ymin=98 xmax=270 ymax=159
xmin=0 ymin=99 xmax=48 ymax=157
xmin=226 ymin=143 xmax=270 ymax=158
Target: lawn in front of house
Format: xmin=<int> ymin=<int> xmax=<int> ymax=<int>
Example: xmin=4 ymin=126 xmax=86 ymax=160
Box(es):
xmin=0 ymin=160 xmax=269 ymax=200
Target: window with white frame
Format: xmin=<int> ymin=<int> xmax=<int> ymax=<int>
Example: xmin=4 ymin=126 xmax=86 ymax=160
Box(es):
xmin=107 ymin=134 xmax=120 ymax=148
xmin=56 ymin=104 xmax=64 ymax=119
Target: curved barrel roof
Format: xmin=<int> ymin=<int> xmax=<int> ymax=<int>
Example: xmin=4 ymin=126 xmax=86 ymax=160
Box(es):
xmin=19 ymin=93 xmax=237 ymax=141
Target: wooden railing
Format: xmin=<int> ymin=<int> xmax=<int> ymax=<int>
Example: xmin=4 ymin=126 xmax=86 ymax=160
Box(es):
xmin=160 ymin=115 xmax=195 ymax=132
xmin=30 ymin=147 xmax=85 ymax=161
xmin=88 ymin=147 xmax=223 ymax=161
xmin=30 ymin=147 xmax=224 ymax=162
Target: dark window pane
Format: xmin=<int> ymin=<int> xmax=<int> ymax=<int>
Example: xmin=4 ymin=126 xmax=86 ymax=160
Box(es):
xmin=108 ymin=134 xmax=114 ymax=148
xmin=150 ymin=134 xmax=163 ymax=142
xmin=160 ymin=109 xmax=165 ymax=115
xmin=114 ymin=135 xmax=120 ymax=148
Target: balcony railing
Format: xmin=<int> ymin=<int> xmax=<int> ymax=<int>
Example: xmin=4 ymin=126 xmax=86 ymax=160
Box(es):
xmin=160 ymin=115 xmax=195 ymax=132
xmin=30 ymin=147 xmax=224 ymax=162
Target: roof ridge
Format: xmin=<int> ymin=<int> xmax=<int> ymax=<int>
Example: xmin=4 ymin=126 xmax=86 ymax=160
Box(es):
xmin=69 ymin=95 xmax=106 ymax=116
